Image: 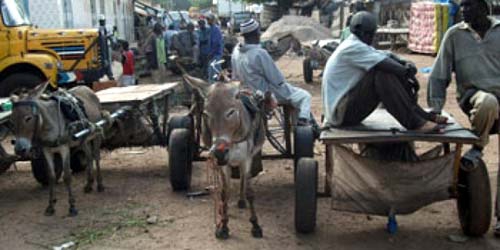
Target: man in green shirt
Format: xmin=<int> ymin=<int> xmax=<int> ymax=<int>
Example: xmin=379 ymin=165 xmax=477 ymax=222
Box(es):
xmin=427 ymin=0 xmax=500 ymax=236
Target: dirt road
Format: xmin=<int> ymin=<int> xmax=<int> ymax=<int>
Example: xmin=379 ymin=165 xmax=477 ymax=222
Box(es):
xmin=1 ymin=53 xmax=499 ymax=250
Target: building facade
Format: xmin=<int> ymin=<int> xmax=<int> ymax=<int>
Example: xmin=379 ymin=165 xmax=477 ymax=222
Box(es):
xmin=24 ymin=0 xmax=135 ymax=42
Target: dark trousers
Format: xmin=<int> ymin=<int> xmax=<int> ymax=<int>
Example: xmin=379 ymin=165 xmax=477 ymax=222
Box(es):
xmin=342 ymin=70 xmax=427 ymax=130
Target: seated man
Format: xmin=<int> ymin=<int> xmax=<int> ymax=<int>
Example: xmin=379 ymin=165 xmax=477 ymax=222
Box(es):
xmin=427 ymin=0 xmax=500 ymax=236
xmin=322 ymin=11 xmax=442 ymax=132
xmin=231 ymin=19 xmax=316 ymax=127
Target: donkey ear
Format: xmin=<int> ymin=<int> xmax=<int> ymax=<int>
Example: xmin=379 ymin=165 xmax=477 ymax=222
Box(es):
xmin=29 ymin=80 xmax=50 ymax=98
xmin=10 ymin=93 xmax=19 ymax=103
xmin=182 ymin=74 xmax=210 ymax=98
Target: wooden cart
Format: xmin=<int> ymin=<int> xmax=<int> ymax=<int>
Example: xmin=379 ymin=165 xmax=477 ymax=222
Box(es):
xmin=294 ymin=109 xmax=492 ymax=236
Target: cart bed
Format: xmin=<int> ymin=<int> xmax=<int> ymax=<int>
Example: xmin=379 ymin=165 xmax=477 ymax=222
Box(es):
xmin=96 ymin=83 xmax=179 ymax=107
xmin=320 ymin=109 xmax=478 ymax=144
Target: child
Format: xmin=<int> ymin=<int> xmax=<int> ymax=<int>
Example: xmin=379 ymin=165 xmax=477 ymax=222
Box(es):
xmin=120 ymin=41 xmax=135 ymax=86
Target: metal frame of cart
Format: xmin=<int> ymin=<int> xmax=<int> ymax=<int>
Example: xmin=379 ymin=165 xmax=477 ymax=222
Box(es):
xmin=294 ymin=109 xmax=492 ymax=236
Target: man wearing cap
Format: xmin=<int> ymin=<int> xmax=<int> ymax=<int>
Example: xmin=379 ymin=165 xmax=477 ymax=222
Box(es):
xmin=427 ymin=0 xmax=500 ymax=236
xmin=232 ymin=19 xmax=317 ymax=128
xmin=207 ymin=14 xmax=224 ymax=82
xmin=322 ymin=11 xmax=442 ymax=132
xmin=98 ymin=15 xmax=114 ymax=81
xmin=172 ymin=23 xmax=199 ymax=63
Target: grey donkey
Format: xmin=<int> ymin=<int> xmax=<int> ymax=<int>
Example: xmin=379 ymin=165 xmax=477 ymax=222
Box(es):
xmin=11 ymin=81 xmax=106 ymax=216
xmin=183 ymin=75 xmax=266 ymax=239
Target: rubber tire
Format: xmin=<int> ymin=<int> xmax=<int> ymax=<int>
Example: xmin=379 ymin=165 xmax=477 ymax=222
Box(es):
xmin=167 ymin=115 xmax=193 ymax=144
xmin=31 ymin=154 xmax=63 ymax=186
xmin=295 ymin=158 xmax=318 ymax=234
xmin=303 ymin=57 xmax=313 ymax=83
xmin=294 ymin=126 xmax=315 ymax=173
xmin=0 ymin=73 xmax=44 ymax=97
xmin=457 ymin=158 xmax=492 ymax=236
xmin=70 ymin=149 xmax=88 ymax=173
xmin=169 ymin=128 xmax=193 ymax=191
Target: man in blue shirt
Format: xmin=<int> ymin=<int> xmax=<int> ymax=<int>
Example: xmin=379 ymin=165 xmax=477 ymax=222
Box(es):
xmin=207 ymin=14 xmax=224 ymax=82
xmin=197 ymin=19 xmax=211 ymax=78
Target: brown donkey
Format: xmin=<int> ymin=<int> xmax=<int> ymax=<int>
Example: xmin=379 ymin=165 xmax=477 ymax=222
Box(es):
xmin=11 ymin=82 xmax=105 ymax=216
xmin=184 ymin=75 xmax=266 ymax=239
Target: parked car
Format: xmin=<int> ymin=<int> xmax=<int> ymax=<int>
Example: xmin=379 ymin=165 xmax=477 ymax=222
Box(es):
xmin=229 ymin=11 xmax=254 ymax=33
xmin=167 ymin=11 xmax=193 ymax=30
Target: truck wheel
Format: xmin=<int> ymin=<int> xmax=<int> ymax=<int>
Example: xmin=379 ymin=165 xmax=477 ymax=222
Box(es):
xmin=169 ymin=128 xmax=193 ymax=191
xmin=31 ymin=154 xmax=63 ymax=186
xmin=303 ymin=58 xmax=313 ymax=83
xmin=294 ymin=126 xmax=314 ymax=174
xmin=457 ymin=158 xmax=492 ymax=236
xmin=0 ymin=73 xmax=44 ymax=97
xmin=295 ymin=158 xmax=318 ymax=234
xmin=70 ymin=150 xmax=88 ymax=173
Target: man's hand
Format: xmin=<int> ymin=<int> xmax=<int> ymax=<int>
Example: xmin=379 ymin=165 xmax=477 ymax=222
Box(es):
xmin=405 ymin=62 xmax=418 ymax=77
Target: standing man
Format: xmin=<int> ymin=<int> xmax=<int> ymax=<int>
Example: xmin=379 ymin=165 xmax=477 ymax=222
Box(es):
xmin=197 ymin=19 xmax=212 ymax=78
xmin=427 ymin=0 xmax=500 ymax=236
xmin=232 ymin=19 xmax=318 ymax=128
xmin=206 ymin=14 xmax=224 ymax=82
xmin=171 ymin=23 xmax=199 ymax=63
xmin=98 ymin=15 xmax=114 ymax=81
xmin=148 ymin=23 xmax=167 ymax=83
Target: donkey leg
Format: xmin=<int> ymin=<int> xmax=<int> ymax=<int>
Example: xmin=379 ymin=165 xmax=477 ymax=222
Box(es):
xmin=62 ymin=147 xmax=77 ymax=216
xmin=94 ymin=139 xmax=105 ymax=192
xmin=43 ymin=151 xmax=57 ymax=216
xmin=83 ymin=145 xmax=94 ymax=193
xmin=245 ymin=160 xmax=262 ymax=238
xmin=238 ymin=165 xmax=247 ymax=209
xmin=215 ymin=165 xmax=231 ymax=240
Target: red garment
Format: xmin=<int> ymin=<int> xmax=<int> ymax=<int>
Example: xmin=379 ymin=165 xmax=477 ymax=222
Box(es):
xmin=122 ymin=50 xmax=135 ymax=75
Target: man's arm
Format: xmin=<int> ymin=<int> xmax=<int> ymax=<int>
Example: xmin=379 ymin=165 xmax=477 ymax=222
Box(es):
xmin=427 ymin=31 xmax=454 ymax=112
xmin=259 ymin=50 xmax=286 ymax=86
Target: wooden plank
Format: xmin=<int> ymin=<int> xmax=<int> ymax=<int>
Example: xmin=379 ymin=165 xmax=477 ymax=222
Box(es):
xmin=96 ymin=83 xmax=179 ymax=105
xmin=320 ymin=109 xmax=478 ymax=144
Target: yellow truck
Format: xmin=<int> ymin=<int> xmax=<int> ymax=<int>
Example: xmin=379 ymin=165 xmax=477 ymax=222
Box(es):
xmin=0 ymin=0 xmax=105 ymax=96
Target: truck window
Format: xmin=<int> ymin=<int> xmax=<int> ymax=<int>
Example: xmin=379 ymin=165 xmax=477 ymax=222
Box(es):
xmin=1 ymin=0 xmax=31 ymax=27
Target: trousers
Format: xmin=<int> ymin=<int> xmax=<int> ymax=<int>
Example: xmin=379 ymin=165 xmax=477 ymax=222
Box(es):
xmin=341 ymin=70 xmax=427 ymax=130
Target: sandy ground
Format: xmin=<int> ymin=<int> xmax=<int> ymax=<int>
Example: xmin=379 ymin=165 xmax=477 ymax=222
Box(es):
xmin=1 ymin=53 xmax=500 ymax=250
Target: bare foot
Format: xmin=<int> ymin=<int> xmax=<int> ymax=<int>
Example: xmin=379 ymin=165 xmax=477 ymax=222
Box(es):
xmin=414 ymin=121 xmax=440 ymax=133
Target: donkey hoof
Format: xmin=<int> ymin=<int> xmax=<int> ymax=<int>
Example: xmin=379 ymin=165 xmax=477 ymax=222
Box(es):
xmin=97 ymin=185 xmax=105 ymax=193
xmin=69 ymin=207 xmax=78 ymax=217
xmin=251 ymin=226 xmax=263 ymax=238
xmin=215 ymin=227 xmax=229 ymax=240
xmin=238 ymin=200 xmax=246 ymax=209
xmin=84 ymin=186 xmax=93 ymax=193
xmin=44 ymin=206 xmax=55 ymax=216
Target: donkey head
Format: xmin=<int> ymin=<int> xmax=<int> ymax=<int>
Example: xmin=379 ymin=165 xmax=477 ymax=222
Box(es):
xmin=10 ymin=81 xmax=49 ymax=158
xmin=183 ymin=75 xmax=245 ymax=165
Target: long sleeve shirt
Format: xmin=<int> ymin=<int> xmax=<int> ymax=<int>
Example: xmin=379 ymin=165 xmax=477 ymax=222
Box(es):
xmin=209 ymin=25 xmax=223 ymax=59
xmin=427 ymin=18 xmax=500 ymax=111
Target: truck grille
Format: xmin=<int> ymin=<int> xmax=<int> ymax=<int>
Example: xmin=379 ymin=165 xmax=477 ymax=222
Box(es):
xmin=47 ymin=45 xmax=86 ymax=60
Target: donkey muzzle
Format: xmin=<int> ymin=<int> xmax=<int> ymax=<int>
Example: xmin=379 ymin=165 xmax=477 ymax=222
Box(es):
xmin=210 ymin=141 xmax=230 ymax=166
xmin=14 ymin=138 xmax=33 ymax=158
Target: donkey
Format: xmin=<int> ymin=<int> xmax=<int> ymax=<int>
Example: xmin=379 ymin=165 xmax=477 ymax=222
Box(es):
xmin=11 ymin=81 xmax=105 ymax=216
xmin=183 ymin=74 xmax=266 ymax=239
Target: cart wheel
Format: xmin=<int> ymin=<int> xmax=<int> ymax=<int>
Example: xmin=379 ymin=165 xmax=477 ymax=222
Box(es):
xmin=167 ymin=115 xmax=193 ymax=144
xmin=31 ymin=154 xmax=63 ymax=186
xmin=457 ymin=158 xmax=492 ymax=236
xmin=295 ymin=157 xmax=318 ymax=234
xmin=169 ymin=128 xmax=193 ymax=191
xmin=303 ymin=57 xmax=313 ymax=83
xmin=70 ymin=150 xmax=88 ymax=173
xmin=294 ymin=126 xmax=314 ymax=173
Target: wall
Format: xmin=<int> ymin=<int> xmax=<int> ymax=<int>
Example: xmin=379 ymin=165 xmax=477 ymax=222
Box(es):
xmin=26 ymin=0 xmax=134 ymax=41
